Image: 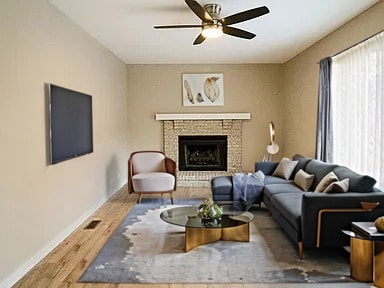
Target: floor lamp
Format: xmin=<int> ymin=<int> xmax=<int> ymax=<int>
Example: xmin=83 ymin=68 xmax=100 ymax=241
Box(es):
xmin=263 ymin=121 xmax=279 ymax=161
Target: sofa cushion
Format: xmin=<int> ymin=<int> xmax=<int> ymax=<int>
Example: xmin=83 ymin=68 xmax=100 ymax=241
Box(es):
xmin=255 ymin=162 xmax=279 ymax=175
xmin=272 ymin=157 xmax=299 ymax=180
xmin=211 ymin=176 xmax=232 ymax=196
xmin=263 ymin=183 xmax=303 ymax=201
xmin=132 ymin=172 xmax=175 ymax=192
xmin=131 ymin=152 xmax=167 ymax=173
xmin=324 ymin=178 xmax=349 ymax=193
xmin=271 ymin=193 xmax=302 ymax=232
xmin=305 ymin=160 xmax=338 ymax=191
xmin=315 ymin=171 xmax=339 ymax=192
xmin=333 ymin=166 xmax=377 ymax=192
xmin=291 ymin=154 xmax=312 ymax=180
xmin=264 ymin=175 xmax=293 ymax=185
xmin=294 ymin=169 xmax=314 ymax=192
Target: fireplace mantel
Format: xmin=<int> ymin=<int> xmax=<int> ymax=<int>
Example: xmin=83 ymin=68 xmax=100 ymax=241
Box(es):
xmin=155 ymin=113 xmax=251 ymax=121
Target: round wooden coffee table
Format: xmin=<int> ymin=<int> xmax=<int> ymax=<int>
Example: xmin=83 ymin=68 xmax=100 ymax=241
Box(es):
xmin=160 ymin=204 xmax=254 ymax=252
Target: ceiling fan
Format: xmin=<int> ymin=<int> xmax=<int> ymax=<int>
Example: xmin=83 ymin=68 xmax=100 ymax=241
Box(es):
xmin=154 ymin=0 xmax=270 ymax=45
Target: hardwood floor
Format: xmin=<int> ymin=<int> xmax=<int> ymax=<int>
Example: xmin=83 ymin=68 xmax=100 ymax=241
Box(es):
xmin=14 ymin=185 xmax=245 ymax=288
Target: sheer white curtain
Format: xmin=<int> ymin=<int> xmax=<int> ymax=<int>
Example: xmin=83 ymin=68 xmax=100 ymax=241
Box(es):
xmin=331 ymin=31 xmax=384 ymax=189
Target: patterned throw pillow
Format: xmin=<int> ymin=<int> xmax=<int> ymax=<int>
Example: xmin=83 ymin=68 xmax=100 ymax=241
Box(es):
xmin=315 ymin=171 xmax=339 ymax=192
xmin=272 ymin=157 xmax=299 ymax=180
xmin=294 ymin=169 xmax=315 ymax=191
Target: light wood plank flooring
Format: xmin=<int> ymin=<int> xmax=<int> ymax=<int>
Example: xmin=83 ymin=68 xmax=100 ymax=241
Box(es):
xmin=14 ymin=185 xmax=241 ymax=288
xmin=12 ymin=185 xmax=363 ymax=288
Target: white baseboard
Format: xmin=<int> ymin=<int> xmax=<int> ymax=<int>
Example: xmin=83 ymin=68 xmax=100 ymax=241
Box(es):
xmin=0 ymin=189 xmax=120 ymax=288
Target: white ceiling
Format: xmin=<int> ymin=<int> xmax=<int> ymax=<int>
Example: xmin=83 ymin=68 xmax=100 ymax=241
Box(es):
xmin=49 ymin=0 xmax=380 ymax=64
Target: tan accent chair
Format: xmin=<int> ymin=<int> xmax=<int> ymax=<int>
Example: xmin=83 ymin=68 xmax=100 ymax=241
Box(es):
xmin=128 ymin=151 xmax=176 ymax=204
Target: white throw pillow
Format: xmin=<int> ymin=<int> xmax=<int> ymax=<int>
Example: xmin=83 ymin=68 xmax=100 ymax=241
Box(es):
xmin=315 ymin=171 xmax=339 ymax=192
xmin=324 ymin=178 xmax=350 ymax=193
xmin=272 ymin=157 xmax=299 ymax=180
xmin=294 ymin=169 xmax=315 ymax=191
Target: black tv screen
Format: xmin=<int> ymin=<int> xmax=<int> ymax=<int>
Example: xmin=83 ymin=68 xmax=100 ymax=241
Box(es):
xmin=49 ymin=84 xmax=93 ymax=164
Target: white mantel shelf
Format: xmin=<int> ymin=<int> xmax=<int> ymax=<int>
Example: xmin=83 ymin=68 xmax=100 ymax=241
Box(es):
xmin=155 ymin=113 xmax=251 ymax=121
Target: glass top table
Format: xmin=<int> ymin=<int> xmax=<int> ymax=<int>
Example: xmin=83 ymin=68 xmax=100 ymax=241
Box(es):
xmin=160 ymin=205 xmax=254 ymax=228
xmin=160 ymin=203 xmax=254 ymax=252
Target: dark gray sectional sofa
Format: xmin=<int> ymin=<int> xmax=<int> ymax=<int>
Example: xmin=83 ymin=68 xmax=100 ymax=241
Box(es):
xmin=211 ymin=155 xmax=384 ymax=258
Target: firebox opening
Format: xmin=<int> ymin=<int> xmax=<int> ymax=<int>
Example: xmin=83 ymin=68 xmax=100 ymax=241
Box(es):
xmin=178 ymin=135 xmax=227 ymax=171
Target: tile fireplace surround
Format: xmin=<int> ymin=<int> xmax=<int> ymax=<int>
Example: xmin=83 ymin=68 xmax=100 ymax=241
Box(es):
xmin=155 ymin=113 xmax=251 ymax=187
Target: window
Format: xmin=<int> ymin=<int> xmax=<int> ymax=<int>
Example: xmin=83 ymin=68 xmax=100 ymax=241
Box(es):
xmin=331 ymin=31 xmax=384 ymax=189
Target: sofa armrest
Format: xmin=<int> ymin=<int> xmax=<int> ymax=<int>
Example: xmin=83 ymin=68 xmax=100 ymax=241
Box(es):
xmin=255 ymin=162 xmax=279 ymax=175
xmin=301 ymin=192 xmax=384 ymax=247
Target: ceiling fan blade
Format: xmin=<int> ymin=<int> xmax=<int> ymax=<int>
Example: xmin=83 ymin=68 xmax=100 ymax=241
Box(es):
xmin=193 ymin=33 xmax=206 ymax=45
xmin=222 ymin=26 xmax=256 ymax=39
xmin=185 ymin=0 xmax=213 ymax=22
xmin=222 ymin=6 xmax=269 ymax=26
xmin=154 ymin=24 xmax=202 ymax=29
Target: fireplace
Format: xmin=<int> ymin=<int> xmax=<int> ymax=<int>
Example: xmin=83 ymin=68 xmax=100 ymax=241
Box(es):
xmin=156 ymin=113 xmax=251 ymax=186
xmin=178 ymin=136 xmax=227 ymax=171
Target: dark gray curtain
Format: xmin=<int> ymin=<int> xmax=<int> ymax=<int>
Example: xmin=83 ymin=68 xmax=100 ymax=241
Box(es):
xmin=316 ymin=57 xmax=333 ymax=162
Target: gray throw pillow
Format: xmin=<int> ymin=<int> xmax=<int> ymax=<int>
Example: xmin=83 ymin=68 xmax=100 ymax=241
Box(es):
xmin=315 ymin=171 xmax=339 ymax=192
xmin=272 ymin=157 xmax=299 ymax=180
xmin=294 ymin=169 xmax=315 ymax=191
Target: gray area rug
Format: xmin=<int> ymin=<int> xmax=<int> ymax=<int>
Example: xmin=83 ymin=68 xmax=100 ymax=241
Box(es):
xmin=79 ymin=198 xmax=354 ymax=284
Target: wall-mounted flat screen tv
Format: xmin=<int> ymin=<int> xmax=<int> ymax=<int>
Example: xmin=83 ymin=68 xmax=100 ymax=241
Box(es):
xmin=49 ymin=84 xmax=93 ymax=164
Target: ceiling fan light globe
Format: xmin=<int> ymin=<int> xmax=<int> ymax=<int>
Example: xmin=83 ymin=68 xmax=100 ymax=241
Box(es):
xmin=202 ymin=26 xmax=223 ymax=38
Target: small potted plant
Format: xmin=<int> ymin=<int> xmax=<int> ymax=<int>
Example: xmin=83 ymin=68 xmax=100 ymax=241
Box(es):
xmin=197 ymin=198 xmax=223 ymax=220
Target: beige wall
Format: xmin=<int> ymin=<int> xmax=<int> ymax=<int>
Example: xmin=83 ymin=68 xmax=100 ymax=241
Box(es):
xmin=282 ymin=0 xmax=384 ymax=158
xmin=2 ymin=0 xmax=384 ymax=286
xmin=126 ymin=64 xmax=284 ymax=171
xmin=0 ymin=0 xmax=128 ymax=285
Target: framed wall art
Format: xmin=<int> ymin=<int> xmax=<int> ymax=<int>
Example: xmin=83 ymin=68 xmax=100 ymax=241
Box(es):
xmin=182 ymin=73 xmax=224 ymax=106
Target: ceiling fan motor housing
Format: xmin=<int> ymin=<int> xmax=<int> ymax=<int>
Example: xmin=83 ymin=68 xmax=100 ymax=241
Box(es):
xmin=204 ymin=4 xmax=222 ymax=20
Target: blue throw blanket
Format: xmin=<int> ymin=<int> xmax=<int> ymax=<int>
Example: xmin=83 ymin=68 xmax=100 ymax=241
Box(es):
xmin=233 ymin=171 xmax=265 ymax=210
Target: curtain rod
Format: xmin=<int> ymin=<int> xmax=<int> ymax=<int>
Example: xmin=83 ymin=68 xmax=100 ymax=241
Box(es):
xmin=317 ymin=29 xmax=384 ymax=64
xmin=332 ymin=29 xmax=384 ymax=58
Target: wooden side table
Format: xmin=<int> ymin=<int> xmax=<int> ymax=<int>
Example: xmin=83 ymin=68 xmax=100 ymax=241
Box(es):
xmin=375 ymin=241 xmax=384 ymax=287
xmin=343 ymin=222 xmax=384 ymax=288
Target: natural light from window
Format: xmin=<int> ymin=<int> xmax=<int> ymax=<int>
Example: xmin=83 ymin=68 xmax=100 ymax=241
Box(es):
xmin=331 ymin=31 xmax=384 ymax=189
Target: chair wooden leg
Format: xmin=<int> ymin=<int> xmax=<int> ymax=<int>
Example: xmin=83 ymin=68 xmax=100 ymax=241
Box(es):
xmin=136 ymin=192 xmax=173 ymax=204
xmin=137 ymin=193 xmax=143 ymax=204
